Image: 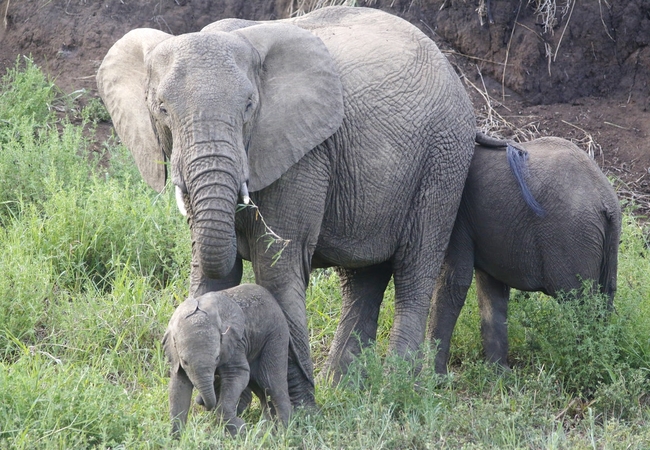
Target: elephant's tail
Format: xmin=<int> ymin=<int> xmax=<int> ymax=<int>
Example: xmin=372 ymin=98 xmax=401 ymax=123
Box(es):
xmin=599 ymin=204 xmax=621 ymax=308
xmin=476 ymin=130 xmax=545 ymax=217
xmin=506 ymin=143 xmax=546 ymax=218
xmin=475 ymin=130 xmax=508 ymax=148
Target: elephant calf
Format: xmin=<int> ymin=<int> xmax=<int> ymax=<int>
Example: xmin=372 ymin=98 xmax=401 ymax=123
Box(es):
xmin=163 ymin=284 xmax=292 ymax=436
xmin=428 ymin=136 xmax=621 ymax=373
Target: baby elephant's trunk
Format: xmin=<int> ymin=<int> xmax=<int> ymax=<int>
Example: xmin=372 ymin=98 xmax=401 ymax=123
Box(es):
xmin=195 ymin=377 xmax=217 ymax=411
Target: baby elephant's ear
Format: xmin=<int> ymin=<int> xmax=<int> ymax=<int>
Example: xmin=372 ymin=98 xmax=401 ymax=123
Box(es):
xmin=162 ymin=327 xmax=180 ymax=373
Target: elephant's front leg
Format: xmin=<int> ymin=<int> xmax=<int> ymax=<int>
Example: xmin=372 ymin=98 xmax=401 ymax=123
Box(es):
xmin=324 ymin=262 xmax=392 ymax=384
xmin=253 ymin=257 xmax=315 ymax=407
xmin=217 ymin=361 xmax=250 ymax=437
xmin=475 ymin=269 xmax=511 ymax=369
xmin=243 ymin=167 xmax=329 ymax=407
xmin=169 ymin=369 xmax=194 ymax=437
xmin=254 ymin=335 xmax=292 ymax=426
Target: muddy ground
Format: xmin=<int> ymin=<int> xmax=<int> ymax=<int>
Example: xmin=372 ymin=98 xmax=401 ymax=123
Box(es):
xmin=0 ymin=0 xmax=648 ymax=212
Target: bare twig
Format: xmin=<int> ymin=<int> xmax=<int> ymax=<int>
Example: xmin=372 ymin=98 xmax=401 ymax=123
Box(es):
xmin=598 ymin=0 xmax=615 ymax=42
xmin=153 ymin=15 xmax=173 ymax=34
xmin=3 ymin=0 xmax=9 ymax=29
xmin=237 ymin=200 xmax=291 ymax=266
xmin=466 ymin=66 xmax=539 ymax=142
xmin=553 ymin=0 xmax=576 ymax=62
xmin=442 ymin=49 xmax=505 ymax=66
xmin=29 ymin=346 xmax=62 ymax=364
xmin=604 ymin=121 xmax=633 ymax=131
xmin=560 ymin=119 xmax=601 ymax=161
xmin=64 ymin=0 xmax=81 ymax=16
xmin=502 ymin=0 xmax=523 ymax=101
xmin=611 ymin=175 xmax=650 ymax=218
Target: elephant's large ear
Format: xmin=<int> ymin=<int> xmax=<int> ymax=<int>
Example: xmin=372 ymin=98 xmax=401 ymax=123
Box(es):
xmin=229 ymin=23 xmax=344 ymax=192
xmin=96 ymin=29 xmax=173 ymax=192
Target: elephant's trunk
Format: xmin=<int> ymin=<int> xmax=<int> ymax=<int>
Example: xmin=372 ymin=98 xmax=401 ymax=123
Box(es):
xmin=194 ymin=376 xmax=217 ymax=411
xmin=185 ymin=140 xmax=240 ymax=280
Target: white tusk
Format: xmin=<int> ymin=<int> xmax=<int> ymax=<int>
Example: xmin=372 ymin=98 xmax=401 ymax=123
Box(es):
xmin=175 ymin=185 xmax=188 ymax=216
xmin=240 ymin=182 xmax=250 ymax=205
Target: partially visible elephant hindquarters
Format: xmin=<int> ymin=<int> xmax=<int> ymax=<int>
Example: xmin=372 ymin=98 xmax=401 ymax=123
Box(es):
xmin=428 ymin=137 xmax=621 ymax=372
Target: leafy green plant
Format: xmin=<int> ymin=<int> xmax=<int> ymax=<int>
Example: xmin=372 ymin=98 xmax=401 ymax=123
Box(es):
xmin=81 ymin=97 xmax=111 ymax=124
xmin=507 ymin=285 xmax=622 ymax=396
xmin=0 ymin=56 xmax=57 ymax=134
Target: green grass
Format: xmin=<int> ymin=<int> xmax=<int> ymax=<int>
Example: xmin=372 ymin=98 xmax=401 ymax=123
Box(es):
xmin=0 ymin=61 xmax=648 ymax=449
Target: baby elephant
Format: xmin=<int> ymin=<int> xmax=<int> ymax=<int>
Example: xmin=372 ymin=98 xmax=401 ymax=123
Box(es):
xmin=163 ymin=283 xmax=292 ymax=436
xmin=428 ymin=136 xmax=621 ymax=373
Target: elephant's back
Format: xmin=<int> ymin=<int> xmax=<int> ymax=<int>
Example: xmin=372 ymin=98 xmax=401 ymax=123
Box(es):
xmin=468 ymin=138 xmax=617 ymax=217
xmin=466 ymin=140 xmax=619 ymax=294
xmin=523 ymin=137 xmax=619 ymax=212
xmin=290 ymin=6 xmax=471 ymax=126
xmin=227 ymin=284 xmax=283 ymax=315
xmin=292 ymin=7 xmax=476 ymax=268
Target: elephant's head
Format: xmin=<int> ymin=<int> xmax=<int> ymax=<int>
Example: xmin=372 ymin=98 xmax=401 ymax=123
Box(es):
xmin=163 ymin=294 xmax=245 ymax=412
xmin=97 ymin=21 xmax=344 ymax=279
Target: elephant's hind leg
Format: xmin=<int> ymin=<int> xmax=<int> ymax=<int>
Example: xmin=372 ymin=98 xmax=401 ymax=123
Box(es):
xmin=389 ymin=149 xmax=472 ymax=367
xmin=324 ymin=262 xmax=392 ymax=384
xmin=427 ymin=257 xmax=474 ymax=374
xmin=390 ymin=227 xmax=451 ymax=365
xmin=390 ymin=263 xmax=437 ymax=363
xmin=253 ymin=339 xmax=292 ymax=427
xmin=475 ymin=269 xmax=511 ymax=369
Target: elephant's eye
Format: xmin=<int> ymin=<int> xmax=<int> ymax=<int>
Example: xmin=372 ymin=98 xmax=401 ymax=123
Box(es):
xmin=159 ymin=103 xmax=168 ymax=115
xmin=243 ymin=98 xmax=254 ymax=122
xmin=245 ymin=95 xmax=255 ymax=111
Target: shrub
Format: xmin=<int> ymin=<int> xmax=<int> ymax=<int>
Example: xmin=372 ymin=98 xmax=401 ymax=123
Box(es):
xmin=507 ymin=285 xmax=623 ymax=396
xmin=0 ymin=56 xmax=56 ymax=132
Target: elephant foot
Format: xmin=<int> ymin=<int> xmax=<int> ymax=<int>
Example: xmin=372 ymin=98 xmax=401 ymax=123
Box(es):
xmin=490 ymin=360 xmax=512 ymax=374
xmin=433 ymin=351 xmax=450 ymax=375
xmin=224 ymin=417 xmax=246 ymax=437
xmin=291 ymin=400 xmax=321 ymax=418
xmin=287 ymin=364 xmax=316 ymax=408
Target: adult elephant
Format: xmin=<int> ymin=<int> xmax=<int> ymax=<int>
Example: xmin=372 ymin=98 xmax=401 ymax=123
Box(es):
xmin=428 ymin=136 xmax=621 ymax=373
xmin=97 ymin=6 xmax=476 ymax=405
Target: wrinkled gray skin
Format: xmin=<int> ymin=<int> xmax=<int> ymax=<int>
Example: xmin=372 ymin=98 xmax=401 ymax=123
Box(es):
xmin=427 ymin=136 xmax=621 ymax=373
xmin=97 ymin=6 xmax=476 ymax=403
xmin=163 ymin=284 xmax=292 ymax=436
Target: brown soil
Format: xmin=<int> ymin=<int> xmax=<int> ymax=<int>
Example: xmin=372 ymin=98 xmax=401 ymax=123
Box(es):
xmin=1 ymin=0 xmax=648 ymax=212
